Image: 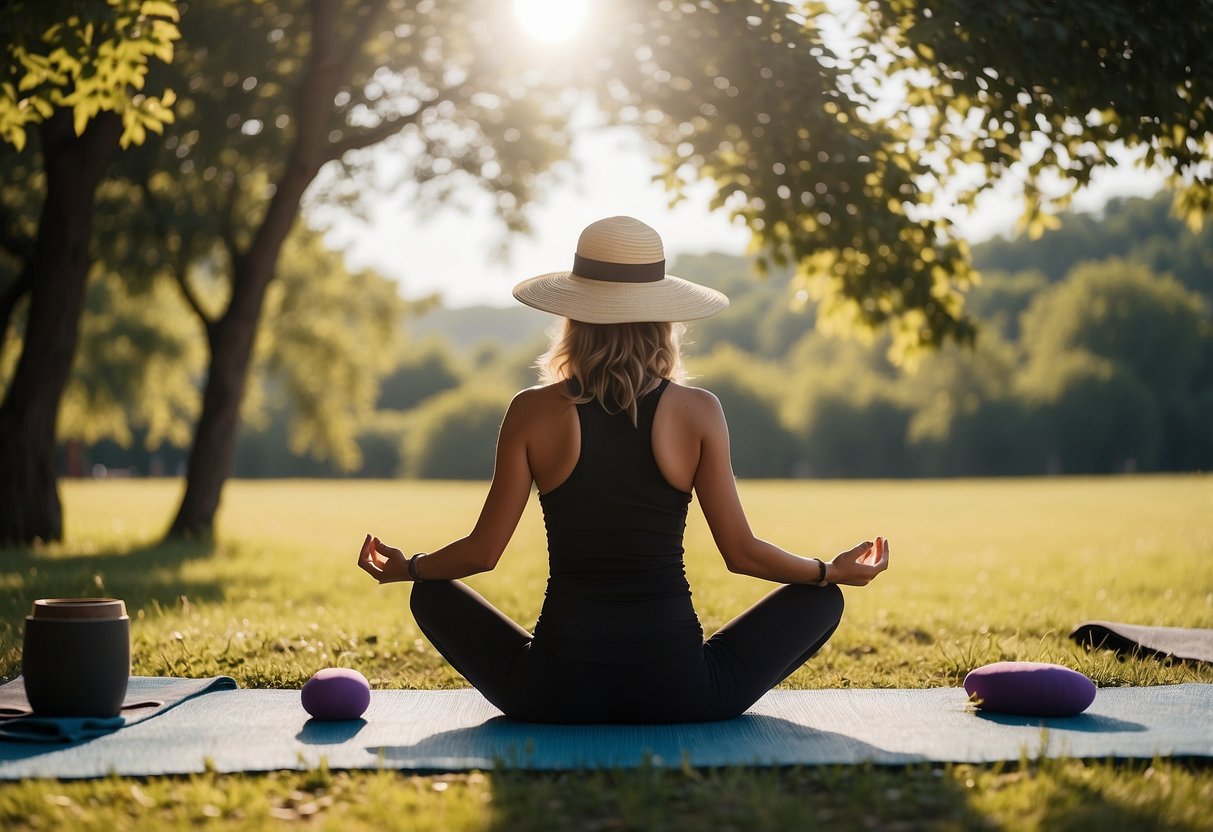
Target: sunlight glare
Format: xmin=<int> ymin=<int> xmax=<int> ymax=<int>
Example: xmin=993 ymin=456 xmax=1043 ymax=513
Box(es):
xmin=513 ymin=0 xmax=589 ymax=44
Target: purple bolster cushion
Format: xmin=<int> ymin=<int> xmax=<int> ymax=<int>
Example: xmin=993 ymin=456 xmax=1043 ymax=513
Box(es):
xmin=963 ymin=661 xmax=1097 ymax=716
xmin=301 ymin=668 xmax=371 ymax=720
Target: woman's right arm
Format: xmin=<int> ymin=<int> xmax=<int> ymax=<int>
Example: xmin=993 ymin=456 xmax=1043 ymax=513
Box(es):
xmin=690 ymin=389 xmax=889 ymax=586
xmin=357 ymin=389 xmax=538 ymax=583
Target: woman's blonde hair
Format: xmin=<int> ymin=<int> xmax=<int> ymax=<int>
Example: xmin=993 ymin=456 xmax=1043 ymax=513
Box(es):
xmin=537 ymin=319 xmax=686 ymax=425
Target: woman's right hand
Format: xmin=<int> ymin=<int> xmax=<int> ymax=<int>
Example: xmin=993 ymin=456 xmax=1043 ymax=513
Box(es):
xmin=827 ymin=537 xmax=890 ymax=586
xmin=358 ymin=533 xmax=411 ymax=584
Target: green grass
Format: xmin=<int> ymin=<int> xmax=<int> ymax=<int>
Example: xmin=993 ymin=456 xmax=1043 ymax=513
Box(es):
xmin=2 ymin=475 xmax=1211 ymax=830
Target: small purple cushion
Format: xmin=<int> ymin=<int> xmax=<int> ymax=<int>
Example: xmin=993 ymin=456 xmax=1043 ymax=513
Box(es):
xmin=301 ymin=668 xmax=371 ymax=720
xmin=963 ymin=661 xmax=1096 ymax=716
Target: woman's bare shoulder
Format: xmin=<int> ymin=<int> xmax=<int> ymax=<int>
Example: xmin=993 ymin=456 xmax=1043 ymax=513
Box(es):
xmin=508 ymin=382 xmax=572 ymax=420
xmin=664 ymin=381 xmax=724 ymax=415
xmin=660 ymin=382 xmax=727 ymax=438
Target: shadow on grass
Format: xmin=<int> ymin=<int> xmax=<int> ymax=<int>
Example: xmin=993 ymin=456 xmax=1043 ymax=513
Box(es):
xmin=484 ymin=763 xmax=985 ymax=831
xmin=0 ymin=539 xmax=224 ymax=679
xmin=484 ymin=757 xmax=1210 ymax=832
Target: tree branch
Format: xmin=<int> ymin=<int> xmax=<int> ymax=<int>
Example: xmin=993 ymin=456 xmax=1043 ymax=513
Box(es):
xmin=171 ymin=266 xmax=212 ymax=328
xmin=327 ymin=110 xmax=421 ymax=159
xmin=136 ymin=168 xmax=216 ymax=328
xmin=238 ymin=0 xmax=347 ymax=274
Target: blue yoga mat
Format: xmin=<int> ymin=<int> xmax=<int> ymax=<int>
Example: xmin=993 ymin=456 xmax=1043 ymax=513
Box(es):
xmin=1 ymin=684 xmax=1210 ymax=779
xmin=0 ymin=676 xmax=237 ymax=743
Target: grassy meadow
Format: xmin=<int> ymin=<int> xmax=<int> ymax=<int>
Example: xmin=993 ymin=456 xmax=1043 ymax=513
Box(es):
xmin=1 ymin=475 xmax=1211 ymax=830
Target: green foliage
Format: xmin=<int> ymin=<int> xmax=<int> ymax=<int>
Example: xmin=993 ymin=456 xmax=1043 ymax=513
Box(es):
xmin=404 ymin=384 xmax=514 ymax=479
xmin=233 ymin=406 xmax=339 ymax=479
xmin=93 ymin=0 xmax=590 ymax=535
xmin=593 ymin=1 xmax=978 ymax=362
xmin=1020 ymin=260 xmax=1207 ymax=395
xmin=408 ymin=306 xmax=554 ymax=356
xmin=12 ymin=3 xmax=1208 ymax=481
xmin=918 ymin=397 xmax=1046 ymax=477
xmin=801 ymin=393 xmax=915 ymax=478
xmin=0 ymin=0 xmax=179 ymax=151
xmin=896 ymin=335 xmax=1046 ymax=476
xmin=125 ymin=0 xmax=576 ymax=267
xmin=780 ymin=330 xmax=899 ymax=427
xmin=235 ymin=409 xmax=412 ymax=479
xmin=1021 ymin=352 xmax=1163 ymax=474
xmin=351 ymin=410 xmax=412 ymax=479
xmin=47 ymin=222 xmax=409 ymax=472
xmin=677 ymin=253 xmax=810 ymax=359
xmin=974 ymin=195 xmax=1213 ymax=300
xmin=447 ymin=329 xmax=554 ymax=394
xmin=683 ymin=229 xmax=1211 ymax=478
xmin=253 ymin=231 xmax=406 ymax=472
xmin=686 ymin=347 xmax=801 ymax=477
xmin=963 ymin=270 xmax=1049 ymax=339
xmin=58 ymin=271 xmax=203 ymax=449
xmin=859 ymin=0 xmax=1213 ymax=233
xmin=377 ymin=342 xmax=463 ymax=412
xmin=1016 ymin=259 xmax=1211 ymax=471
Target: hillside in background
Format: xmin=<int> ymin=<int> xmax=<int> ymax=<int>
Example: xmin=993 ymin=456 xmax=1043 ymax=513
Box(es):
xmin=409 ymin=304 xmax=553 ymax=353
xmin=974 ymin=195 xmax=1213 ymax=298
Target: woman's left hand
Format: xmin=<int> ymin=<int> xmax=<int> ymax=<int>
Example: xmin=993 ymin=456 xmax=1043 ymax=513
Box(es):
xmin=827 ymin=536 xmax=890 ymax=586
xmin=357 ymin=533 xmax=410 ymax=584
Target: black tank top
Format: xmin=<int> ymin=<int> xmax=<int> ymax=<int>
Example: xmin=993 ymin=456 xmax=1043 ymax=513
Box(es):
xmin=531 ymin=378 xmax=705 ymax=663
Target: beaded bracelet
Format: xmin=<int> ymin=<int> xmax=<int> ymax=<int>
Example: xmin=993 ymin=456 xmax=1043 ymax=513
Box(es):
xmin=811 ymin=557 xmax=829 ymax=587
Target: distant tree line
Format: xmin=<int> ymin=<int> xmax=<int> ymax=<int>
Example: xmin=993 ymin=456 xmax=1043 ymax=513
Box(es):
xmin=77 ymin=194 xmax=1212 ymax=480
xmin=685 ymin=195 xmax=1213 ymax=478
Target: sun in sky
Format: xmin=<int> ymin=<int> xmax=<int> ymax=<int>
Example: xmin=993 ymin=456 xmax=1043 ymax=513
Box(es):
xmin=513 ymin=0 xmax=590 ymax=44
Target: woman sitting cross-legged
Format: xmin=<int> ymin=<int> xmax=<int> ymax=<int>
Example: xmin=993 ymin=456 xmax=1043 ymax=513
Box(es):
xmin=357 ymin=215 xmax=890 ymax=724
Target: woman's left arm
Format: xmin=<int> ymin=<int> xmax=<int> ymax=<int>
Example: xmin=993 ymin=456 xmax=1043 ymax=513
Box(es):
xmin=358 ymin=392 xmax=535 ymax=583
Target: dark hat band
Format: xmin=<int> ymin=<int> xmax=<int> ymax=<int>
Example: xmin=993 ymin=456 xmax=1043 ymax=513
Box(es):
xmin=573 ymin=254 xmax=665 ymax=284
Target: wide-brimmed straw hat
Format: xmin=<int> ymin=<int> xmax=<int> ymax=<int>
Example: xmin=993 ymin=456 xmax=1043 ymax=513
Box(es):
xmin=512 ymin=216 xmax=729 ymax=324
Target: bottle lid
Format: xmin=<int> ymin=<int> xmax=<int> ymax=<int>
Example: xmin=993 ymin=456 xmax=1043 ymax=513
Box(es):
xmin=30 ymin=598 xmax=128 ymax=620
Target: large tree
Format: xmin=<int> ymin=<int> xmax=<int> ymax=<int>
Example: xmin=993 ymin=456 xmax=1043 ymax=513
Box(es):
xmin=122 ymin=0 xmax=574 ymax=537
xmin=0 ymin=0 xmax=179 ymax=546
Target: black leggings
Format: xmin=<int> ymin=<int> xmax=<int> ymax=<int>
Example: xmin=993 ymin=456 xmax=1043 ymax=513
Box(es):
xmin=409 ymin=580 xmax=844 ymax=723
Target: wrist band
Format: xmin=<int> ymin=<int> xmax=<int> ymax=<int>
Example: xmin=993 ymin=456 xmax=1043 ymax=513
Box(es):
xmin=408 ymin=553 xmax=425 ymax=582
xmin=813 ymin=557 xmax=829 ymax=586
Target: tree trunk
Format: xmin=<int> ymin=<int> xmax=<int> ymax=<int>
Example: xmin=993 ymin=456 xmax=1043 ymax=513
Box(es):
xmin=164 ymin=1 xmax=344 ymax=539
xmin=165 ymin=259 xmax=270 ymax=538
xmin=0 ymin=112 xmax=122 ymax=547
xmin=165 ymin=158 xmax=319 ymax=539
